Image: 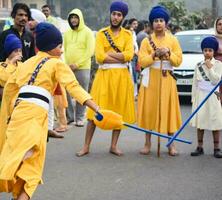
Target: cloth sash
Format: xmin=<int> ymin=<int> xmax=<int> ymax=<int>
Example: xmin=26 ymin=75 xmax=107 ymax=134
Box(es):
xmin=99 ymin=63 xmax=128 ymax=70
xmin=197 ymin=80 xmax=215 ymax=92
xmin=18 ymin=85 xmax=52 ymax=111
xmin=141 ymin=61 xmax=173 ymax=87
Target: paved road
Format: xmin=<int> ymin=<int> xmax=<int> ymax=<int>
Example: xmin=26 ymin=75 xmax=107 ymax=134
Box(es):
xmin=1 ymin=104 xmax=222 ymax=200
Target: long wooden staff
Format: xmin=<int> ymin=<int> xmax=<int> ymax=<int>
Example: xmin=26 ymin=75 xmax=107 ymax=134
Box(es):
xmin=157 ymin=59 xmax=163 ymax=157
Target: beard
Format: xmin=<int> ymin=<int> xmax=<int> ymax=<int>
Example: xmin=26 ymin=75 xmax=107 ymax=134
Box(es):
xmin=110 ymin=18 xmax=123 ymax=29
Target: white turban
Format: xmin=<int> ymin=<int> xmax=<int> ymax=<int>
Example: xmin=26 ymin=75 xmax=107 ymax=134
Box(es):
xmin=30 ymin=9 xmax=46 ymax=23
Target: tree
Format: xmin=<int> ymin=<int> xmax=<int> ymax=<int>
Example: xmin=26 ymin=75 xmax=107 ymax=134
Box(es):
xmin=159 ymin=0 xmax=204 ymax=30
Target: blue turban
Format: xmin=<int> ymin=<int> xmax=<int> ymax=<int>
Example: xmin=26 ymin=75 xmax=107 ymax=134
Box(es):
xmin=35 ymin=22 xmax=62 ymax=52
xmin=4 ymin=34 xmax=22 ymax=57
xmin=149 ymin=5 xmax=170 ymax=24
xmin=110 ymin=1 xmax=128 ymax=17
xmin=201 ymin=36 xmax=219 ymax=52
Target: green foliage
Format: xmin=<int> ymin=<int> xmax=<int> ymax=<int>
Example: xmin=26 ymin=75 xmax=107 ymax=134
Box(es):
xmin=159 ymin=0 xmax=204 ymax=30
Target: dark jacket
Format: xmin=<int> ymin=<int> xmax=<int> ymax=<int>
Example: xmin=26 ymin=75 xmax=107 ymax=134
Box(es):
xmin=0 ymin=26 xmax=35 ymax=62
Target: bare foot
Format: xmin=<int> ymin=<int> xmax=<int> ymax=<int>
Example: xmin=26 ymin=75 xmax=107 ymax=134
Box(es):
xmin=109 ymin=147 xmax=123 ymax=156
xmin=140 ymin=146 xmax=150 ymax=155
xmin=76 ymin=147 xmax=89 ymax=157
xmin=168 ymin=145 xmax=178 ymax=156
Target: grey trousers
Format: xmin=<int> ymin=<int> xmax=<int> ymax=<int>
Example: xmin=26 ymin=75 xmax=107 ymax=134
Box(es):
xmin=66 ymin=69 xmax=90 ymax=122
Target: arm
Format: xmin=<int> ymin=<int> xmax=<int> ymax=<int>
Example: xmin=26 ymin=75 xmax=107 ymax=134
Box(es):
xmin=106 ymin=52 xmax=124 ymax=62
xmin=169 ymin=37 xmax=182 ymax=67
xmin=95 ymin=31 xmax=108 ymax=64
xmin=191 ymin=66 xmax=198 ymax=103
xmin=138 ymin=38 xmax=155 ymax=68
xmin=55 ymin=61 xmax=99 ymax=112
xmin=207 ymin=61 xmax=222 ymax=85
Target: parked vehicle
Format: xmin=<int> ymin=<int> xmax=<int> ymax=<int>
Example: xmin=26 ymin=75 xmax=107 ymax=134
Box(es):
xmin=174 ymin=29 xmax=214 ymax=96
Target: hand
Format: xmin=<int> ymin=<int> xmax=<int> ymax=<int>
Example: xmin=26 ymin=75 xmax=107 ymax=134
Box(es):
xmin=8 ymin=54 xmax=22 ymax=65
xmin=155 ymin=48 xmax=170 ymax=59
xmin=69 ymin=64 xmax=78 ymax=71
xmin=205 ymin=59 xmax=213 ymax=69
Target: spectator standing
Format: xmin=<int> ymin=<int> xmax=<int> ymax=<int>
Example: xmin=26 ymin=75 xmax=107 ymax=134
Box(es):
xmin=190 ymin=36 xmax=222 ymax=158
xmin=41 ymin=4 xmax=58 ymax=27
xmin=138 ymin=6 xmax=182 ymax=156
xmin=64 ymin=8 xmax=95 ymax=127
xmin=214 ymin=16 xmax=222 ymax=104
xmin=76 ymin=1 xmax=135 ymax=157
xmin=0 ymin=3 xmax=35 ymax=62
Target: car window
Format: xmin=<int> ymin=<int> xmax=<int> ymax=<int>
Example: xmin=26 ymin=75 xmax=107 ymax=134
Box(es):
xmin=176 ymin=34 xmax=212 ymax=54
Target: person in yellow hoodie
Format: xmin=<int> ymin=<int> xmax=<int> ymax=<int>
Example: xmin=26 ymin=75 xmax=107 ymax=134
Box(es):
xmin=76 ymin=1 xmax=135 ymax=157
xmin=64 ymin=8 xmax=95 ymax=127
xmin=0 ymin=22 xmax=100 ymax=200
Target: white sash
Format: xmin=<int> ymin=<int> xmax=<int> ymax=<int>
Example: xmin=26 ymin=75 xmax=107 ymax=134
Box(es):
xmin=141 ymin=61 xmax=173 ymax=87
xmin=18 ymin=85 xmax=52 ymax=111
xmin=99 ymin=63 xmax=128 ymax=69
xmin=197 ymin=80 xmax=215 ymax=92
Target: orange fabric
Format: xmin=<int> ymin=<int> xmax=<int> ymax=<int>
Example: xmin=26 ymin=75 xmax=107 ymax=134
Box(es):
xmin=93 ymin=110 xmax=123 ymax=130
xmin=53 ymin=83 xmax=62 ymax=95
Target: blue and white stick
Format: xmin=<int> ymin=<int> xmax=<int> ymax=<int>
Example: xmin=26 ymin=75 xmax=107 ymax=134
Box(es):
xmin=166 ymin=79 xmax=222 ymax=147
xmin=95 ymin=113 xmax=191 ymax=144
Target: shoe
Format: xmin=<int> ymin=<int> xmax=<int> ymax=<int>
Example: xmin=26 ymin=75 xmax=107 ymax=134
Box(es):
xmin=214 ymin=149 xmax=222 ymax=158
xmin=67 ymin=120 xmax=74 ymax=125
xmin=75 ymin=121 xmax=84 ymax=127
xmin=190 ymin=147 xmax=204 ymax=156
xmin=48 ymin=130 xmax=64 ymax=138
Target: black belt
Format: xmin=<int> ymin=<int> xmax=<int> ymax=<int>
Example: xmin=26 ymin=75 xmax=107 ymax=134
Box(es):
xmin=18 ymin=92 xmax=49 ymax=103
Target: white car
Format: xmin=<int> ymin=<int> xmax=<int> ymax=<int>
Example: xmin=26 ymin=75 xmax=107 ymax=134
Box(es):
xmin=174 ymin=29 xmax=215 ymax=96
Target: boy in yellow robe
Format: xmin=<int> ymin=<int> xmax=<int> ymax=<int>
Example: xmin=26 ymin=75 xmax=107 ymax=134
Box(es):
xmin=0 ymin=23 xmax=100 ymax=200
xmin=0 ymin=34 xmax=23 ymax=154
xmin=138 ymin=6 xmax=182 ymax=156
xmin=76 ymin=1 xmax=135 ymax=157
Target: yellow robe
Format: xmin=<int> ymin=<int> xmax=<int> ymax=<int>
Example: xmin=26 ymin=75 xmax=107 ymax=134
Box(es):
xmin=0 ymin=51 xmax=91 ymax=198
xmin=138 ymin=32 xmax=182 ymax=133
xmin=0 ymin=60 xmax=18 ymax=87
xmin=0 ymin=61 xmax=21 ymax=153
xmin=87 ymin=26 xmax=135 ymax=124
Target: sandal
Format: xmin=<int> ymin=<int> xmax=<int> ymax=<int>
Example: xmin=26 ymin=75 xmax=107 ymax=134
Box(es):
xmin=54 ymin=127 xmax=68 ymax=133
xmin=75 ymin=121 xmax=84 ymax=127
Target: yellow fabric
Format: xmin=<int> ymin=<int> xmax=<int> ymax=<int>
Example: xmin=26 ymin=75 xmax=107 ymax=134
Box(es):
xmin=54 ymin=85 xmax=68 ymax=108
xmin=15 ymin=51 xmax=91 ymax=105
xmin=54 ymin=85 xmax=68 ymax=128
xmin=87 ymin=26 xmax=135 ymax=126
xmin=0 ymin=60 xmax=20 ymax=87
xmin=0 ymin=51 xmax=92 ymax=198
xmin=93 ymin=110 xmax=123 ymax=130
xmin=64 ymin=9 xmax=95 ymax=69
xmin=87 ymin=68 xmax=135 ymax=125
xmin=0 ymin=101 xmax=48 ymax=198
xmin=95 ymin=26 xmax=134 ymax=64
xmin=0 ymin=61 xmax=21 ymax=153
xmin=137 ymin=32 xmax=182 ymax=133
xmin=46 ymin=15 xmax=58 ymax=28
